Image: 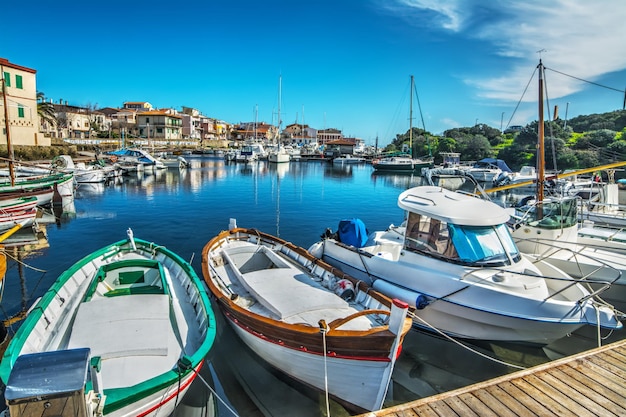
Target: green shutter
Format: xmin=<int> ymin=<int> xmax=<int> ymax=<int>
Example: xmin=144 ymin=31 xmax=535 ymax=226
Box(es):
xmin=18 ymin=105 xmax=24 ymax=118
xmin=16 ymin=75 xmax=23 ymax=89
xmin=3 ymin=72 xmax=10 ymax=87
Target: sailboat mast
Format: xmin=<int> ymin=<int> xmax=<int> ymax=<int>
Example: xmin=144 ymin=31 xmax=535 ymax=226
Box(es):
xmin=537 ymin=60 xmax=545 ymax=203
xmin=277 ymin=74 xmax=282 ymax=143
xmin=409 ymin=75 xmax=414 ymax=158
xmin=1 ymin=72 xmax=15 ymax=186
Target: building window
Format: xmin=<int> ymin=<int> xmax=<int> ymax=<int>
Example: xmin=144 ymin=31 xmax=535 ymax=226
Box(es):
xmin=3 ymin=72 xmax=10 ymax=87
xmin=18 ymin=105 xmax=24 ymax=118
xmin=15 ymin=75 xmax=23 ymax=89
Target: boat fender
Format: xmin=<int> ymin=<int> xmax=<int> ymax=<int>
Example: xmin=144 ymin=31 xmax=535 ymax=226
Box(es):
xmin=334 ymin=279 xmax=355 ymax=301
xmin=373 ymin=279 xmax=429 ymax=309
xmin=110 ymin=155 xmax=118 ymax=163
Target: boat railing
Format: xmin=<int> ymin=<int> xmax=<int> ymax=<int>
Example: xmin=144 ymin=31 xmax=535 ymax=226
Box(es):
xmin=513 ymin=236 xmax=622 ymax=288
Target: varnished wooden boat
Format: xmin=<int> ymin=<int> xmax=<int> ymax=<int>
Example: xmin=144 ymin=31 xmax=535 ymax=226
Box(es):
xmin=202 ymin=224 xmax=412 ymax=412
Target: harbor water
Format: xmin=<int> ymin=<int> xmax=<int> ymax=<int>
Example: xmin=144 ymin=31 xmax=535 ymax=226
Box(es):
xmin=0 ymin=156 xmax=624 ymax=416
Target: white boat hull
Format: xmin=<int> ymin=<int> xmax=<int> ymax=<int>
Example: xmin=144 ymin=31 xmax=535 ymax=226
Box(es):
xmin=312 ymin=239 xmax=618 ymax=345
xmin=228 ymin=317 xmax=394 ymax=412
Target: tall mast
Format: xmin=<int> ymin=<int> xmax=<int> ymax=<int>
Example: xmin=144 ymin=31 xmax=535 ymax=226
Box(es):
xmin=1 ymin=69 xmax=15 ymax=186
xmin=537 ymin=60 xmax=545 ymax=203
xmin=277 ymin=74 xmax=282 ymax=143
xmin=409 ymin=75 xmax=414 ymax=158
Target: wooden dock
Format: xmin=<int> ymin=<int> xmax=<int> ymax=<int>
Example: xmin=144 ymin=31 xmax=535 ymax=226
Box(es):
xmin=358 ymin=339 xmax=626 ymax=417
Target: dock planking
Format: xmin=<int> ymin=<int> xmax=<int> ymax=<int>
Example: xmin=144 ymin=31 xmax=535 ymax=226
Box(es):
xmin=357 ymin=339 xmax=626 ymax=417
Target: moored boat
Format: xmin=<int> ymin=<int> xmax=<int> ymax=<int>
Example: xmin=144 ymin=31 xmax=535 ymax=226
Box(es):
xmin=0 ymin=229 xmax=217 ymax=417
xmin=308 ymin=185 xmax=622 ymax=345
xmin=201 ymin=223 xmax=412 ymax=412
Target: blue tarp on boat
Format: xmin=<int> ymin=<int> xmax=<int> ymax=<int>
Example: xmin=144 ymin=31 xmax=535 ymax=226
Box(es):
xmin=474 ymin=158 xmax=512 ymax=173
xmin=337 ymin=218 xmax=369 ymax=248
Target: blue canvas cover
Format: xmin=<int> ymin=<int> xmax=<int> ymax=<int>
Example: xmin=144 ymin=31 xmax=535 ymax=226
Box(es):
xmin=475 ymin=158 xmax=512 ymax=173
xmin=337 ymin=218 xmax=369 ymax=248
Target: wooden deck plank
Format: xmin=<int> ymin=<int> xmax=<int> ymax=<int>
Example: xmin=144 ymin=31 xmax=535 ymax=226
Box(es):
xmin=470 ymin=390 xmax=517 ymax=417
xmin=457 ymin=393 xmax=498 ymax=417
xmin=559 ymin=365 xmax=626 ymax=409
xmin=567 ymin=359 xmax=626 ymax=391
xmin=428 ymin=401 xmax=459 ymax=417
xmin=510 ymin=378 xmax=578 ymax=416
xmin=442 ymin=396 xmax=480 ymax=417
xmin=482 ymin=385 xmax=531 ymax=416
xmin=357 ymin=340 xmax=626 ymax=417
xmin=540 ymin=369 xmax=619 ymax=416
xmin=496 ymin=381 xmax=557 ymax=416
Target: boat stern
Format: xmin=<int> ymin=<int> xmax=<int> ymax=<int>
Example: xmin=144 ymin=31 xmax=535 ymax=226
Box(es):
xmin=3 ymin=348 xmax=105 ymax=417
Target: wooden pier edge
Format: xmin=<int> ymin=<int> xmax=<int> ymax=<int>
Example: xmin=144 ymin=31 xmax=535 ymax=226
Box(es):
xmin=357 ymin=338 xmax=626 ymax=417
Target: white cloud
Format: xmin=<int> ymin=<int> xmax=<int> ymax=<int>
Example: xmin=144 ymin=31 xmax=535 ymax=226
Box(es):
xmin=388 ymin=0 xmax=626 ymax=103
xmin=469 ymin=1 xmax=626 ymax=101
xmin=382 ymin=0 xmax=465 ymax=32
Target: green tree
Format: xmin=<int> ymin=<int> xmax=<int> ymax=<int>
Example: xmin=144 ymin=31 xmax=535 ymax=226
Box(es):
xmin=37 ymin=91 xmax=56 ymax=127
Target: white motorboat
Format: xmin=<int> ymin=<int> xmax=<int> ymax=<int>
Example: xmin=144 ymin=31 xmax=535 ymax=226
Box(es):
xmin=466 ymin=158 xmax=512 ymax=183
xmin=309 ymin=185 xmax=622 ymax=345
xmin=332 ymin=155 xmax=366 ymax=164
xmin=107 ymin=148 xmax=167 ymax=171
xmin=267 ymin=146 xmax=290 ymax=163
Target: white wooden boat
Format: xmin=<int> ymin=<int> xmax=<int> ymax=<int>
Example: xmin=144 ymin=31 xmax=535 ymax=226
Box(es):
xmin=0 ymin=172 xmax=74 ymax=205
xmin=0 ymin=229 xmax=217 ymax=417
xmin=309 ymin=185 xmax=622 ymax=345
xmin=0 ymin=186 xmax=55 ymax=207
xmin=0 ymin=196 xmax=38 ymax=213
xmin=202 ymin=223 xmax=412 ymax=412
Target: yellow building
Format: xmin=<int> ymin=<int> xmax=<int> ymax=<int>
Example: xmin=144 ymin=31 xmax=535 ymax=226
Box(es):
xmin=0 ymin=57 xmax=48 ymax=146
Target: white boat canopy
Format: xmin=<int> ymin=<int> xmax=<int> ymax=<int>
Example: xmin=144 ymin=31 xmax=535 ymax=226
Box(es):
xmin=398 ymin=186 xmax=510 ymax=226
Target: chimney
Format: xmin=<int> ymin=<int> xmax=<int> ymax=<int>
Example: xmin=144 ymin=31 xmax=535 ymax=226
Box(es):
xmin=553 ymin=105 xmax=559 ymax=120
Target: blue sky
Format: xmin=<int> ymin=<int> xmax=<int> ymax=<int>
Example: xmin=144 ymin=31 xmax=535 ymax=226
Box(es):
xmin=4 ymin=0 xmax=626 ymax=145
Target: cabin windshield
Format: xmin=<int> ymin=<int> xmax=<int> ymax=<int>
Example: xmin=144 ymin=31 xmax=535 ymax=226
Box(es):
xmin=448 ymin=223 xmax=519 ymax=266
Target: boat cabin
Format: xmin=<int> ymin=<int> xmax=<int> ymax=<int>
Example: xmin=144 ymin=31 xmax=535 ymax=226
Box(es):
xmin=399 ymin=186 xmax=521 ymax=266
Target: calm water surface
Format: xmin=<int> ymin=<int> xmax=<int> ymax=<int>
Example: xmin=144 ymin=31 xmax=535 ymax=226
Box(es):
xmin=1 ymin=157 xmax=623 ymax=416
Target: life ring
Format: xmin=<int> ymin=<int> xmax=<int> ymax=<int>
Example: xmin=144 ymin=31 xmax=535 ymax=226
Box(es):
xmin=110 ymin=155 xmax=118 ymax=163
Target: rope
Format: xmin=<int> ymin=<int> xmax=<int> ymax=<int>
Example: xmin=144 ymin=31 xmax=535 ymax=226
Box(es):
xmin=188 ymin=365 xmax=241 ymax=416
xmin=319 ymin=319 xmax=331 ymax=417
xmin=408 ymin=311 xmax=527 ymax=370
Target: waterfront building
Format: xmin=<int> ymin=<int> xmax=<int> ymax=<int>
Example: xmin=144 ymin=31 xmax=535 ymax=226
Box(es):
xmin=0 ymin=57 xmax=48 ymax=146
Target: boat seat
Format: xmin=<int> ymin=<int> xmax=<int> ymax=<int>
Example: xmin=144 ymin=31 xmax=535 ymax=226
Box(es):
xmin=238 ymin=268 xmax=350 ymax=320
xmin=68 ymin=294 xmax=170 ymax=359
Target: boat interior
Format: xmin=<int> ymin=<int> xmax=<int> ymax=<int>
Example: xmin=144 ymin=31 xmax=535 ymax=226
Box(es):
xmin=214 ymin=241 xmax=382 ymax=330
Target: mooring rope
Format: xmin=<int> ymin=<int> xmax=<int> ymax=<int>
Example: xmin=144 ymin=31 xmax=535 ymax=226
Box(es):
xmin=188 ymin=366 xmax=240 ymax=417
xmin=319 ymin=319 xmax=331 ymax=417
xmin=408 ymin=311 xmax=527 ymax=370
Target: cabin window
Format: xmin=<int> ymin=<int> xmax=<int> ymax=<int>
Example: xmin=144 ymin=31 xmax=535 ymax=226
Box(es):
xmin=15 ymin=75 xmax=23 ymax=89
xmin=448 ymin=223 xmax=518 ymax=265
xmin=405 ymin=213 xmax=457 ymax=258
xmin=3 ymin=72 xmax=10 ymax=87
